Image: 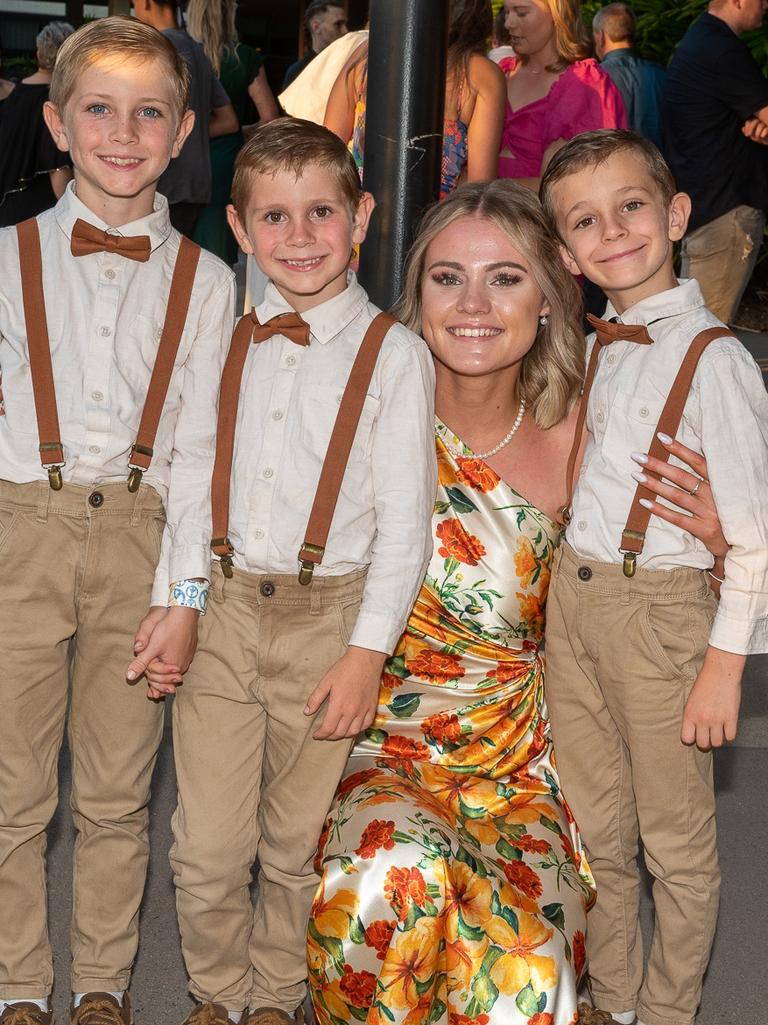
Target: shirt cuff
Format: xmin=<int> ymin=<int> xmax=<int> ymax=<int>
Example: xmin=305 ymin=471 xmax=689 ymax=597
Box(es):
xmin=169 ymin=544 xmax=213 ymax=587
xmin=349 ymin=609 xmax=404 ymax=655
xmin=708 ymin=611 xmax=768 ymax=656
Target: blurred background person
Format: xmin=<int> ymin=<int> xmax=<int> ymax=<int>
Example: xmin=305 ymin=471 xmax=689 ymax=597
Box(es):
xmin=488 ymin=5 xmax=516 ymax=63
xmin=593 ymin=2 xmax=665 ymax=148
xmin=133 ymin=0 xmax=239 ymax=236
xmin=498 ymin=0 xmax=626 ymax=188
xmin=324 ymin=0 xmax=507 ymax=199
xmin=0 ymin=21 xmax=73 ymax=227
xmin=282 ymin=1 xmax=348 ymax=90
xmin=187 ymin=0 xmax=279 ymax=262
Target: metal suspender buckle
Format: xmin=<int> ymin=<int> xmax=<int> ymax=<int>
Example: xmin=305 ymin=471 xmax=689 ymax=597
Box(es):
xmin=619 ymin=530 xmax=645 ymax=578
xmin=298 ymin=543 xmax=325 ymax=586
xmin=39 ymin=443 xmax=64 ymax=491
xmin=211 ymin=537 xmax=235 ymax=579
xmin=127 ymin=444 xmax=154 ymax=492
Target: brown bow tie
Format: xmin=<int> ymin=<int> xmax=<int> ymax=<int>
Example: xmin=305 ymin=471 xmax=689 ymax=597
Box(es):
xmin=70 ymin=218 xmax=151 ymax=263
xmin=250 ymin=310 xmax=310 ymax=347
xmin=587 ymin=313 xmax=653 ymax=347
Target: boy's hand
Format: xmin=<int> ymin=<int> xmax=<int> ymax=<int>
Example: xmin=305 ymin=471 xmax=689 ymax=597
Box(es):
xmin=125 ymin=606 xmax=200 ymax=699
xmin=305 ymin=645 xmax=387 ymax=741
xmin=682 ymin=646 xmax=745 ymax=749
xmin=132 ymin=605 xmax=169 ymax=659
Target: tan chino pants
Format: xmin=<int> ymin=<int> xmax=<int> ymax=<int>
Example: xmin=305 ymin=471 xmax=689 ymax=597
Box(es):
xmin=545 ymin=543 xmax=720 ymax=1025
xmin=0 ymin=480 xmax=166 ymax=998
xmin=170 ymin=563 xmax=367 ymax=1015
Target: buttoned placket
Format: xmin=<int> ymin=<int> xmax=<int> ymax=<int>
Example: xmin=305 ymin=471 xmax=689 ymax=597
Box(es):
xmin=244 ymin=337 xmax=303 ymax=569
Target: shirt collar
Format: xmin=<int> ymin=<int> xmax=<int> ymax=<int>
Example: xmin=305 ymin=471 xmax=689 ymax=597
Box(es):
xmin=255 ymin=272 xmax=369 ymax=345
xmin=604 ymin=278 xmax=706 ymax=329
xmin=602 ymin=48 xmax=635 ymax=62
xmin=54 ymin=180 xmax=173 ymax=253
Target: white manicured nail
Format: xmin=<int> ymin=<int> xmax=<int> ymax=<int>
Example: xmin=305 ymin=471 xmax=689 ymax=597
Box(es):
xmin=631 ymin=451 xmax=648 ymax=464
xmin=639 ymin=498 xmax=654 ymax=509
xmin=632 ymin=470 xmax=647 ymax=483
xmin=657 ymin=432 xmax=673 ymax=444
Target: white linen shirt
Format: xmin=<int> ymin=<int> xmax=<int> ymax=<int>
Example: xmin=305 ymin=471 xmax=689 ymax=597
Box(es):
xmin=224 ymin=275 xmax=437 ymax=654
xmin=567 ymin=278 xmax=768 ymax=655
xmin=0 ymin=182 xmax=236 ymax=604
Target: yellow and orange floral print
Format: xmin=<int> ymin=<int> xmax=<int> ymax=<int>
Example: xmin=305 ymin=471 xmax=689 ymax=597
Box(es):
xmin=308 ymin=423 xmax=595 ymax=1025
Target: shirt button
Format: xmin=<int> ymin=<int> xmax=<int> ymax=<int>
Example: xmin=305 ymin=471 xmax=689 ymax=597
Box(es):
xmin=271 ymin=409 xmax=284 ymax=421
xmin=639 ymin=406 xmax=649 ymax=418
xmin=577 ymin=520 xmax=587 ymax=531
xmin=606 ymin=353 xmax=617 ymax=364
xmin=88 ymin=491 xmax=104 ymax=508
xmin=99 ymin=326 xmax=111 ymax=337
xmin=104 ymin=269 xmax=116 ymax=280
xmin=596 ymin=410 xmax=605 ymax=424
xmin=88 ymin=445 xmax=101 ymax=454
xmin=285 ymin=355 xmax=296 ymax=367
xmin=260 ymin=580 xmax=275 ymax=597
xmin=91 ymin=390 xmax=104 ymax=402
xmin=253 ymin=528 xmax=264 ymax=539
xmin=577 ymin=566 xmax=593 ymax=582
xmin=263 ymin=467 xmax=274 ymax=479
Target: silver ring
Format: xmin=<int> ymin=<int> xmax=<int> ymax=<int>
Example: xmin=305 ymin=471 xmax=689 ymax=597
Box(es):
xmin=689 ymin=479 xmax=702 ymax=496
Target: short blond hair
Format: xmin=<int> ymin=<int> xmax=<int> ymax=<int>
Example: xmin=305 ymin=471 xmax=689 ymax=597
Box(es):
xmin=231 ymin=117 xmax=362 ymax=219
xmin=49 ymin=16 xmax=190 ymax=123
xmin=395 ymin=180 xmax=585 ymax=430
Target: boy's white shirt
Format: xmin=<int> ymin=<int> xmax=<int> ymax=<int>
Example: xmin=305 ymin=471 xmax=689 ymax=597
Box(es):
xmin=567 ymin=277 xmax=768 ymax=656
xmin=219 ymin=272 xmax=437 ymax=654
xmin=0 ymin=181 xmax=236 ymax=604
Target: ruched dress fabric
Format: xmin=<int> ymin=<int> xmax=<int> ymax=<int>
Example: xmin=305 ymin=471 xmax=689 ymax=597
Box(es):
xmin=308 ymin=422 xmax=596 ymax=1025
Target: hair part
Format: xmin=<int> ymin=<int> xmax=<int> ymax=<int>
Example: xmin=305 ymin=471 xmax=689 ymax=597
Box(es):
xmin=49 ymin=16 xmax=190 ymax=123
xmin=36 ymin=20 xmax=74 ymax=71
xmin=186 ymin=0 xmax=239 ymax=76
xmin=592 ymin=3 xmax=636 ymax=44
xmin=231 ymin=117 xmax=363 ymax=219
xmin=539 ymin=129 xmax=677 ymax=236
xmin=394 ymin=179 xmax=585 ymax=430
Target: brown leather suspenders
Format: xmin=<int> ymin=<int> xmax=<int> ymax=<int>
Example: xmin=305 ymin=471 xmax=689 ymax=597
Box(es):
xmin=15 ymin=217 xmax=201 ymax=490
xmin=211 ymin=310 xmax=396 ymax=584
xmin=560 ymin=326 xmax=735 ymax=577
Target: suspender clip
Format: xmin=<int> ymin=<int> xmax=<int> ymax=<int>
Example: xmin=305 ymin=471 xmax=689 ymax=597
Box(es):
xmin=127 ymin=467 xmax=144 ymax=493
xmin=621 ymin=552 xmax=637 ymax=578
xmin=47 ymin=465 xmax=63 ymax=491
xmin=211 ymin=537 xmax=235 ymax=578
xmin=128 ymin=444 xmax=154 ymax=492
xmin=298 ymin=543 xmax=325 ymax=586
xmin=220 ymin=555 xmax=234 ymax=579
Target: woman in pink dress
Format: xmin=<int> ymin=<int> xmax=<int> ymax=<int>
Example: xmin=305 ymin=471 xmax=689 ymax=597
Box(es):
xmin=499 ymin=0 xmax=627 ymax=188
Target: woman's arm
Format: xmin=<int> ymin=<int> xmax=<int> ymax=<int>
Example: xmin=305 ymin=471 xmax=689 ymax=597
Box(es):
xmin=246 ymin=66 xmax=280 ymax=126
xmin=465 ymin=55 xmax=507 ymax=182
xmin=324 ymin=43 xmax=367 ymax=144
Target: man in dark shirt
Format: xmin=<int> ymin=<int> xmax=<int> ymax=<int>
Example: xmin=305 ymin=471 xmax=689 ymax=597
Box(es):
xmin=593 ymin=3 xmax=666 ymax=149
xmin=664 ymin=0 xmax=768 ymax=323
xmin=282 ymin=2 xmax=348 ymax=90
xmin=133 ymin=0 xmax=238 ymax=236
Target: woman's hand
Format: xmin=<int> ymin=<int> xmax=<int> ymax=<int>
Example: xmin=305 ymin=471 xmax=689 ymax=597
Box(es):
xmin=630 ymin=435 xmax=729 ymax=591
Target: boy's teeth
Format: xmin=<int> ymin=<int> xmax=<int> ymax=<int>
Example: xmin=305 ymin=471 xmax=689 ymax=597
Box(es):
xmin=106 ymin=157 xmax=139 ymax=166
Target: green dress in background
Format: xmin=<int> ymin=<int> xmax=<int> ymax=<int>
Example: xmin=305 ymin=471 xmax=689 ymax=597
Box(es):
xmin=193 ymin=43 xmax=264 ymax=263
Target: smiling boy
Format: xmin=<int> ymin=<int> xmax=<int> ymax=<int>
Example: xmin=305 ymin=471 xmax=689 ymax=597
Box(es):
xmin=130 ymin=118 xmax=436 ymax=1025
xmin=0 ymin=18 xmax=234 ymax=1025
xmin=538 ymin=130 xmax=768 ymax=1025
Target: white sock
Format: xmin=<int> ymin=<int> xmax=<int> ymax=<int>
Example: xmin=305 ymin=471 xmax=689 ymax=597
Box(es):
xmin=608 ymin=1013 xmax=637 ymax=1025
xmin=73 ymin=992 xmax=124 ymax=1008
xmin=0 ymin=1000 xmax=49 ymax=1013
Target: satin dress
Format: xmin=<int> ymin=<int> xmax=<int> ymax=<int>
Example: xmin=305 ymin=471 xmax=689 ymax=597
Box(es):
xmin=308 ymin=423 xmax=596 ymax=1025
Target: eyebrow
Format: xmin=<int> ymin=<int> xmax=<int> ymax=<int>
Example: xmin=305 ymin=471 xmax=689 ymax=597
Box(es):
xmin=426 ymin=259 xmax=528 ymax=273
xmin=564 ymin=185 xmax=654 ymax=218
xmin=79 ymin=92 xmax=172 ymax=105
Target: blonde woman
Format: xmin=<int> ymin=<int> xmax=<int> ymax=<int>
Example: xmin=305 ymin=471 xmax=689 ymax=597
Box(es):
xmin=186 ymin=0 xmax=278 ymax=261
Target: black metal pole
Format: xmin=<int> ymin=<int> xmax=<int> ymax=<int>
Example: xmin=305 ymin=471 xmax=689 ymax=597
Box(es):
xmin=357 ymin=0 xmax=448 ymax=310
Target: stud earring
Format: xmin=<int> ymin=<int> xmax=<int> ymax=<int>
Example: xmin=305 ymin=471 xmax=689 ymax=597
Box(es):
xmin=539 ymin=314 xmax=549 ymax=326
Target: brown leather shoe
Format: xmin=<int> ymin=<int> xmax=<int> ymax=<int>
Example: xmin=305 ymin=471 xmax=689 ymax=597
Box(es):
xmin=0 ymin=1005 xmax=53 ymax=1025
xmin=244 ymin=1008 xmax=303 ymax=1025
xmin=70 ymin=994 xmax=132 ymax=1025
xmin=180 ymin=1005 xmax=232 ymax=1025
xmin=577 ymin=1004 xmax=636 ymax=1025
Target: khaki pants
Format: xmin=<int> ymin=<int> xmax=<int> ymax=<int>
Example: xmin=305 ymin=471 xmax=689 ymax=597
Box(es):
xmin=681 ymin=204 xmax=765 ymax=324
xmin=170 ymin=564 xmax=366 ymax=1014
xmin=545 ymin=543 xmax=719 ymax=1025
xmin=0 ymin=480 xmax=165 ymax=998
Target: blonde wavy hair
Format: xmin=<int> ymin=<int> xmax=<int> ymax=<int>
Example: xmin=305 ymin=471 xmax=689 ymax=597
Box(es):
xmin=186 ymin=0 xmax=239 ymax=77
xmin=394 ymin=180 xmax=585 ymax=430
xmin=517 ymin=0 xmax=592 ymax=72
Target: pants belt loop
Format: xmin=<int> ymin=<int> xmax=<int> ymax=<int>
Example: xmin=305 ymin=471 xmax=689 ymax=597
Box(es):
xmin=211 ymin=569 xmax=225 ymax=604
xmin=620 ymin=570 xmax=632 ymax=606
xmin=310 ymin=575 xmax=323 ymax=615
xmin=35 ymin=479 xmax=51 ymax=524
xmin=130 ymin=483 xmax=148 ymax=526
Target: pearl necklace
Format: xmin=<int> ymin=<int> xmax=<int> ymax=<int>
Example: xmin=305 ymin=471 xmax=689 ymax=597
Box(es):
xmin=444 ymin=397 xmax=526 ymax=461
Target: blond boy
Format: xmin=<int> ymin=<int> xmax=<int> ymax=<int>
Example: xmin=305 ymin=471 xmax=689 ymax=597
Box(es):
xmin=539 ymin=130 xmax=768 ymax=1025
xmin=0 ymin=18 xmax=234 ymax=1025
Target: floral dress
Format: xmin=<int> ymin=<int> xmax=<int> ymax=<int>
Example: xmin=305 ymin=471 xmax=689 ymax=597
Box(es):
xmin=308 ymin=422 xmax=596 ymax=1025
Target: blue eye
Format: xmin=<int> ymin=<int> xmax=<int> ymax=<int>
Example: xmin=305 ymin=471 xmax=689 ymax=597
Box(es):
xmin=87 ymin=103 xmax=108 ymax=115
xmin=139 ymin=106 xmax=162 ymax=119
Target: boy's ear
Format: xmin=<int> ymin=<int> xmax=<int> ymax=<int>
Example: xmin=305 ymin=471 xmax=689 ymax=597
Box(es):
xmin=226 ymin=204 xmax=254 ymax=256
xmin=43 ymin=101 xmax=71 ymax=154
xmin=351 ymin=191 xmax=375 ymax=246
xmin=668 ymin=191 xmax=691 ymax=242
xmin=558 ymin=240 xmax=581 ymax=278
xmin=172 ymin=109 xmax=196 ymax=159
